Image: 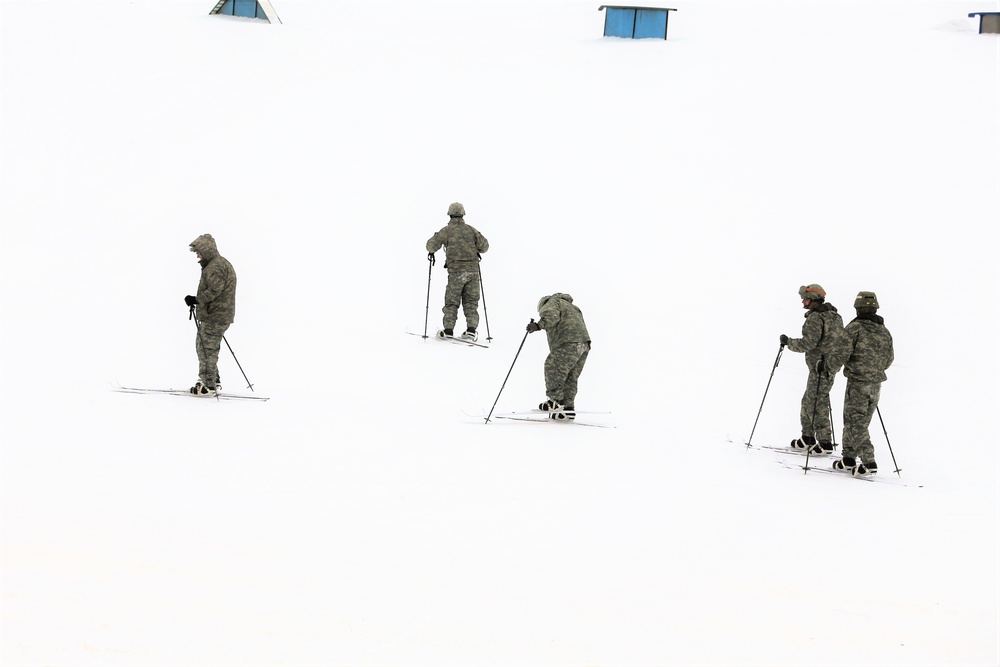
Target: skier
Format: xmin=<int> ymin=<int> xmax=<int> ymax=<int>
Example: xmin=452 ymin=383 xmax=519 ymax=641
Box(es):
xmin=184 ymin=234 xmax=237 ymax=396
xmin=526 ymin=293 xmax=591 ymax=420
xmin=779 ymin=284 xmax=848 ymax=454
xmin=833 ymin=291 xmax=894 ymax=477
xmin=425 ymin=202 xmax=489 ymax=342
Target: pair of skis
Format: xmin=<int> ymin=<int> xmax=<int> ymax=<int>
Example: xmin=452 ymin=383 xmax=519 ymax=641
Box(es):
xmin=406 ymin=331 xmax=489 ymax=348
xmin=772 ymin=455 xmax=917 ymax=486
xmin=731 ymin=437 xmax=917 ymax=487
xmin=737 ymin=437 xmax=835 ymax=458
xmin=112 ymin=384 xmax=269 ymax=402
xmin=757 ymin=444 xmax=832 ymax=458
xmin=474 ymin=409 xmax=615 ymax=429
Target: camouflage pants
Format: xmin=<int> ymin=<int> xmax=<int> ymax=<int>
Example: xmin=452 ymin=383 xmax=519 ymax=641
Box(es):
xmin=799 ymin=367 xmax=836 ymax=443
xmin=544 ymin=342 xmax=590 ymax=407
xmin=195 ymin=321 xmax=230 ymax=388
xmin=842 ymin=379 xmax=881 ymax=464
xmin=442 ymin=269 xmax=480 ymax=331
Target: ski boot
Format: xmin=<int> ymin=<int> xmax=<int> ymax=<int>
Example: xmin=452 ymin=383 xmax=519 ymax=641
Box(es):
xmin=854 ymin=461 xmax=877 ymax=477
xmin=791 ymin=435 xmax=817 ymax=451
xmin=190 ymin=381 xmax=215 ymax=396
xmin=460 ymin=328 xmax=478 ymax=342
xmin=551 ymin=405 xmax=576 ymax=421
xmin=832 ymin=456 xmax=857 ymax=471
xmin=436 ymin=328 xmax=454 ymax=339
xmin=813 ymin=442 xmax=835 ymax=455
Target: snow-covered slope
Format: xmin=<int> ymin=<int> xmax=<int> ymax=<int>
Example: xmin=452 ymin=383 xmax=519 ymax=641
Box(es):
xmin=2 ymin=1 xmax=997 ymax=664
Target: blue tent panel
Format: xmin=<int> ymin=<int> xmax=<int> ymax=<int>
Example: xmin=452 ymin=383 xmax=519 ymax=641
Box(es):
xmin=234 ymin=0 xmax=258 ymax=19
xmin=215 ymin=0 xmax=272 ymax=20
xmin=633 ymin=9 xmax=668 ymax=39
xmin=604 ymin=7 xmax=636 ymax=38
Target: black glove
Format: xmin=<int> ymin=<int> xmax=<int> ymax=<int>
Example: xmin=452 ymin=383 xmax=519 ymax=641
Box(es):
xmin=816 ymin=357 xmax=826 ymax=374
xmin=780 ymin=334 xmax=789 ymax=346
xmin=427 ymin=252 xmax=435 ymax=265
xmin=526 ymin=320 xmax=540 ymax=333
xmin=185 ymin=295 xmax=198 ymax=307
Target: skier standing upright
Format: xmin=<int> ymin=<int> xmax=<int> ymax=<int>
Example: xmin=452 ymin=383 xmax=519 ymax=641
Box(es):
xmin=526 ymin=293 xmax=591 ymax=420
xmin=780 ymin=284 xmax=848 ymax=454
xmin=426 ymin=202 xmax=489 ymax=342
xmin=184 ymin=234 xmax=237 ymax=396
xmin=833 ymin=291 xmax=894 ymax=477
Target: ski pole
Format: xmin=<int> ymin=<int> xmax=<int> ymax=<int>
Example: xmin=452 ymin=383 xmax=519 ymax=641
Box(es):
xmin=484 ymin=323 xmax=532 ymax=424
xmin=222 ymin=335 xmax=254 ymax=392
xmin=423 ymin=254 xmax=434 ymax=339
xmin=803 ymin=359 xmax=825 ymax=473
xmin=479 ymin=269 xmax=492 ymax=342
xmin=828 ymin=394 xmax=838 ymax=449
xmin=746 ymin=343 xmax=784 ymax=449
xmin=876 ymin=405 xmax=902 ymax=476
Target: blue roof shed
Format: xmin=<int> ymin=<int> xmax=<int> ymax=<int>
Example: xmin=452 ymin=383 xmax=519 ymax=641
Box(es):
xmin=210 ymin=0 xmax=282 ymax=23
xmin=599 ymin=5 xmax=676 ymax=39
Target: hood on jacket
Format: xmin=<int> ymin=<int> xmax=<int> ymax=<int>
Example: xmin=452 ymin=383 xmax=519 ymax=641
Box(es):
xmin=190 ymin=234 xmax=219 ymax=264
xmin=538 ymin=293 xmax=573 ymax=312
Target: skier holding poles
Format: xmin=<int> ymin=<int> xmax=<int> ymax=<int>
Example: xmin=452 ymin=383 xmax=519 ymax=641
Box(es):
xmin=526 ymin=293 xmax=591 ymax=421
xmin=780 ymin=284 xmax=849 ymax=455
xmin=425 ymin=202 xmax=489 ymax=342
xmin=833 ymin=291 xmax=894 ymax=477
xmin=184 ymin=234 xmax=237 ymax=396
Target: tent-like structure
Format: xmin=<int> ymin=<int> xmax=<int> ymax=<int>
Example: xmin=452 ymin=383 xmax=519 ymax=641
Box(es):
xmin=210 ymin=0 xmax=281 ymax=24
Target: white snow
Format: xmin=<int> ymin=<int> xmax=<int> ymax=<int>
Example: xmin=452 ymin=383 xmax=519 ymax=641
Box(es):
xmin=1 ymin=1 xmax=998 ymax=665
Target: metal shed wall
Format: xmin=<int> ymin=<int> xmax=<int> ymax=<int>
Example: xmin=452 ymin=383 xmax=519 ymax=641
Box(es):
xmin=603 ymin=7 xmax=637 ymax=38
xmin=633 ymin=9 xmax=668 ymax=38
xmin=600 ymin=6 xmax=675 ymax=39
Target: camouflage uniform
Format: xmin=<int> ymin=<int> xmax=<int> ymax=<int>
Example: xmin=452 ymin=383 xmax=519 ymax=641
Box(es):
xmin=786 ymin=302 xmax=845 ymax=443
xmin=190 ymin=234 xmax=237 ymax=388
xmin=425 ymin=207 xmax=489 ymax=332
xmin=842 ymin=313 xmax=894 ymax=466
xmin=536 ymin=294 xmax=591 ymax=407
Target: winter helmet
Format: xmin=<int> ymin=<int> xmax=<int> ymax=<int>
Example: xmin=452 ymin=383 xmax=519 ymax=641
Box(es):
xmin=537 ymin=295 xmax=552 ymax=313
xmin=447 ymin=202 xmax=466 ymax=217
xmin=798 ymin=284 xmax=826 ymax=302
xmin=854 ymin=291 xmax=879 ymax=311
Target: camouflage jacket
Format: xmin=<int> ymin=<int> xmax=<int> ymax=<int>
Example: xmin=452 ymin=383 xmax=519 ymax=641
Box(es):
xmin=426 ymin=217 xmax=489 ymax=271
xmin=786 ymin=303 xmax=847 ymax=372
xmin=538 ymin=293 xmax=591 ymax=349
xmin=843 ymin=314 xmax=894 ymax=383
xmin=191 ymin=234 xmax=237 ymax=325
